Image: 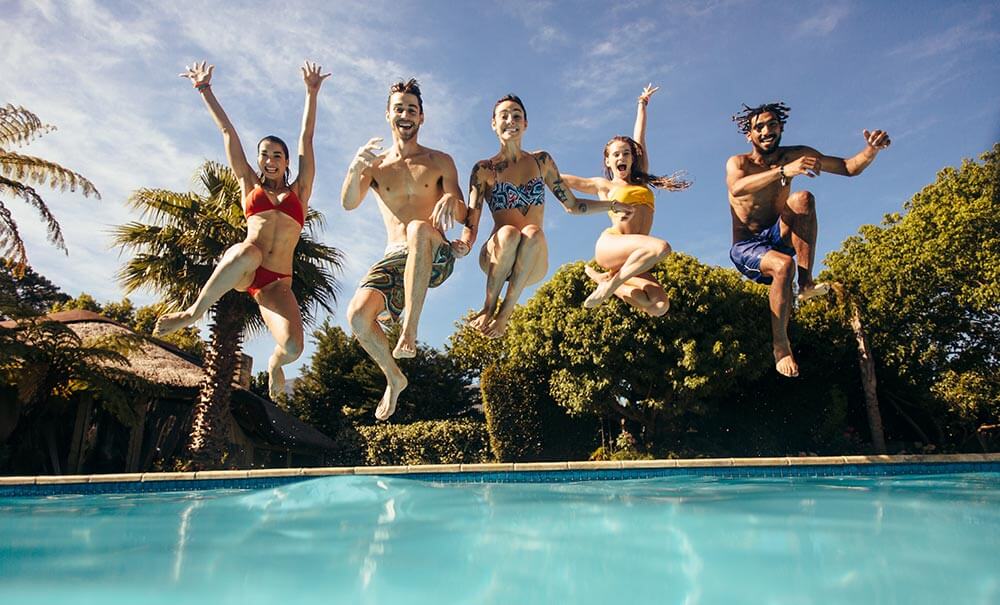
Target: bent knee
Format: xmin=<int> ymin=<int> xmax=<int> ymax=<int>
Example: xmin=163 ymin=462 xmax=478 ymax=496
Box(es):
xmin=652 ymin=240 xmax=672 ymax=259
xmin=406 ymin=219 xmax=435 ymax=240
xmin=788 ymin=190 xmax=816 ymax=213
xmin=495 ymin=224 xmax=522 ymax=245
xmin=772 ymin=254 xmax=796 ymax=280
xmin=282 ymin=336 xmax=305 ymax=360
xmin=521 ymin=224 xmax=544 ymax=240
xmin=229 ymin=242 xmax=263 ymax=265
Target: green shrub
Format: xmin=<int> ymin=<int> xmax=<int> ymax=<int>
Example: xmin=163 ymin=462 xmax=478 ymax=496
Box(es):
xmin=480 ymin=364 xmax=544 ymax=461
xmin=355 ymin=419 xmax=491 ymax=466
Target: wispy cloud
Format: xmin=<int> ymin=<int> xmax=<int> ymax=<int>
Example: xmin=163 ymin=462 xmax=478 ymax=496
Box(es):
xmin=888 ymin=21 xmax=1000 ymax=59
xmin=794 ymin=4 xmax=850 ymax=37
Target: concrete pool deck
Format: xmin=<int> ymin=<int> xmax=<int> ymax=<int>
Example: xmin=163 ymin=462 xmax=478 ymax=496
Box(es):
xmin=2 ymin=453 xmax=999 ymax=486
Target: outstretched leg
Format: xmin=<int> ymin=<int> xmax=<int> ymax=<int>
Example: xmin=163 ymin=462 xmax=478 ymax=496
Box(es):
xmin=255 ymin=278 xmax=304 ymax=399
xmin=484 ymin=225 xmax=548 ymax=338
xmin=782 ymin=190 xmax=828 ymax=302
xmin=155 ymin=242 xmax=261 ymax=335
xmin=348 ymin=290 xmax=407 ymax=421
xmin=394 ymin=220 xmax=446 ymax=359
xmin=471 ymin=225 xmax=521 ymax=332
xmin=586 ymin=233 xmax=671 ymax=309
xmin=760 ymin=249 xmax=798 ymax=377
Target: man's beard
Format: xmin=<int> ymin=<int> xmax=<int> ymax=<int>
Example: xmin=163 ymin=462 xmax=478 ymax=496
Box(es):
xmin=754 ymin=133 xmax=781 ymax=155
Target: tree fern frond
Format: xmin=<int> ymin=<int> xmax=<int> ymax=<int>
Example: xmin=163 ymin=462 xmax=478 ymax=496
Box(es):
xmin=0 ymin=175 xmax=67 ymax=251
xmin=0 ymin=104 xmax=53 ymax=149
xmin=0 ymin=201 xmax=29 ymax=276
xmin=0 ymin=150 xmax=100 ymax=199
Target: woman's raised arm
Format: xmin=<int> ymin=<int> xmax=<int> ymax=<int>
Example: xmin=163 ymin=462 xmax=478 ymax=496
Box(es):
xmin=294 ymin=60 xmax=331 ymax=204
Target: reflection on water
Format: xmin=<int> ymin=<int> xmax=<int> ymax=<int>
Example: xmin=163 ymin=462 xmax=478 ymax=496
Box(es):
xmin=1 ymin=474 xmax=998 ymax=604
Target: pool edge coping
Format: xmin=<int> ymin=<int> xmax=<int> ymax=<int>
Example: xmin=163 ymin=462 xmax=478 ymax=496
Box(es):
xmin=2 ymin=453 xmax=998 ymax=486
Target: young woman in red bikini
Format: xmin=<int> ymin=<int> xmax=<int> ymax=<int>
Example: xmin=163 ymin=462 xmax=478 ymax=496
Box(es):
xmin=155 ymin=60 xmax=330 ymax=398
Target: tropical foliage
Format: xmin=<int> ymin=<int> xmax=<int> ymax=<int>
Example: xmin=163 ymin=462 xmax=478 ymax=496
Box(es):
xmin=0 ymin=104 xmax=99 ymax=275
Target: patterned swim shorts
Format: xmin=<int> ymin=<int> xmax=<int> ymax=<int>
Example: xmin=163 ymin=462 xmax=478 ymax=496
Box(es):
xmin=359 ymin=241 xmax=455 ymax=325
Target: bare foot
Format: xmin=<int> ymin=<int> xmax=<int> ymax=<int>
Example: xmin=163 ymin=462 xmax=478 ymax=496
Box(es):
xmin=392 ymin=331 xmax=417 ymax=359
xmin=797 ymin=282 xmax=830 ymax=304
xmin=584 ymin=265 xmax=610 ymax=283
xmin=268 ymin=365 xmax=286 ymax=399
xmin=375 ymin=371 xmax=408 ymax=421
xmin=469 ymin=307 xmax=494 ymax=332
xmin=483 ymin=309 xmax=513 ymax=339
xmin=774 ymin=344 xmax=799 ymax=378
xmin=584 ymin=278 xmax=619 ymax=309
xmin=153 ymin=310 xmax=196 ymax=336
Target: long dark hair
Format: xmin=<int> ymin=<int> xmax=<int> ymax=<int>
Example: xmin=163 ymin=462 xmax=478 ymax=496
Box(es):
xmin=603 ymin=136 xmax=689 ymax=191
xmin=257 ymin=135 xmax=291 ymax=185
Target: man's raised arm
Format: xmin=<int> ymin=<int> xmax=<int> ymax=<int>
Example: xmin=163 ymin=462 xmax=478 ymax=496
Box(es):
xmin=817 ymin=129 xmax=891 ymax=177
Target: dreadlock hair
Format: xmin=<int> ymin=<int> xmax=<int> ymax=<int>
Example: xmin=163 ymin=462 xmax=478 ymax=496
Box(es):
xmin=493 ymin=94 xmax=527 ymax=120
xmin=257 ymin=135 xmax=291 ymax=186
xmin=732 ymin=102 xmax=791 ymax=134
xmin=603 ymin=136 xmax=691 ymax=191
xmin=387 ymin=78 xmax=423 ymax=113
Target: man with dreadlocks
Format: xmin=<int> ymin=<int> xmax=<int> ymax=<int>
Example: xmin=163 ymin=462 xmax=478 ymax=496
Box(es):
xmin=726 ymin=102 xmax=890 ymax=377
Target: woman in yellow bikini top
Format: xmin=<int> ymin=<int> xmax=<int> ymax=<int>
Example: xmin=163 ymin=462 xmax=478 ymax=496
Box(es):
xmin=560 ymin=84 xmax=690 ymax=316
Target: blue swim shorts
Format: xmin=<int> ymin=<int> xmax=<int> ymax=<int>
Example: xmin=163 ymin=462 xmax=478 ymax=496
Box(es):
xmin=729 ymin=221 xmax=795 ymax=284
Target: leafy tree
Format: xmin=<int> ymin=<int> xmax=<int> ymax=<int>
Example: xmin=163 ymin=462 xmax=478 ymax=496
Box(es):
xmin=451 ymin=254 xmax=773 ymax=448
xmin=0 ymin=260 xmax=69 ymax=318
xmin=0 ymin=104 xmax=100 ymax=275
xmin=285 ymin=321 xmax=478 ymax=439
xmin=111 ymin=161 xmax=342 ymax=469
xmin=825 ymin=145 xmax=1000 ymax=447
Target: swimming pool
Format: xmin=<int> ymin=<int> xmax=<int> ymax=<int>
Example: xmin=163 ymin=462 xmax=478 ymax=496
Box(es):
xmin=2 ymin=461 xmax=998 ymax=604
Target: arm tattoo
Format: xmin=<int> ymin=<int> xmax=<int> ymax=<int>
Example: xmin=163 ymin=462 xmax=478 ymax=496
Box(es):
xmin=552 ymin=177 xmax=570 ymax=205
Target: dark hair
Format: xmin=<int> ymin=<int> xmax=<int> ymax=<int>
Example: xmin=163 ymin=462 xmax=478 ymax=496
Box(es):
xmin=732 ymin=102 xmax=791 ymax=134
xmin=387 ymin=78 xmax=423 ymax=113
xmin=257 ymin=135 xmax=290 ymax=185
xmin=603 ymin=136 xmax=690 ymax=191
xmin=493 ymin=94 xmax=527 ymax=120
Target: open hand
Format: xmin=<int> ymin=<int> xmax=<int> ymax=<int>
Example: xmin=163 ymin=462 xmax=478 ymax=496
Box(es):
xmin=432 ymin=195 xmax=466 ymax=232
xmin=302 ymin=60 xmax=331 ymax=93
xmin=638 ymin=83 xmax=659 ymax=105
xmin=179 ymin=60 xmax=213 ymax=88
xmin=863 ymin=129 xmax=891 ymax=151
xmin=350 ymin=137 xmax=383 ymax=174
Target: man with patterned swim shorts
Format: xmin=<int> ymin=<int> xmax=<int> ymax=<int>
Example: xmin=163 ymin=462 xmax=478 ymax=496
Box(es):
xmin=341 ymin=78 xmax=469 ymax=420
xmin=726 ymin=101 xmax=890 ymax=378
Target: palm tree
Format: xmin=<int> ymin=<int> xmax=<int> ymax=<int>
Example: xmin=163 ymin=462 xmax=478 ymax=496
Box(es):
xmin=0 ymin=104 xmax=100 ymax=276
xmin=112 ymin=161 xmax=342 ymax=469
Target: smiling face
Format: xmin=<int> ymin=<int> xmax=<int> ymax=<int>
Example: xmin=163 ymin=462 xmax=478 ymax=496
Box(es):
xmin=604 ymin=140 xmax=635 ymax=181
xmin=747 ymin=110 xmax=783 ymax=155
xmin=257 ymin=139 xmax=289 ymax=185
xmin=386 ymin=92 xmax=423 ymax=141
xmin=492 ymin=100 xmax=527 ymax=143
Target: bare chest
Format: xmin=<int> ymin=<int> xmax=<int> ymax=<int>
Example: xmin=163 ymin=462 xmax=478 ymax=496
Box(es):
xmin=373 ymin=158 xmax=441 ymax=200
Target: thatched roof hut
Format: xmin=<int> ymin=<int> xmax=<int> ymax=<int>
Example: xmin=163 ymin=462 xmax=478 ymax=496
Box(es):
xmin=2 ymin=310 xmax=338 ymax=473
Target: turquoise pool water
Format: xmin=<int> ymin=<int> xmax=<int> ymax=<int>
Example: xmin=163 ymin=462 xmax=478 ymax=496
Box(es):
xmin=2 ymin=472 xmax=998 ymax=604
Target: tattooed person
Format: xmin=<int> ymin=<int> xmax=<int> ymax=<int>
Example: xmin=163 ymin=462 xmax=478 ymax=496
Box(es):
xmin=341 ymin=79 xmax=468 ymax=420
xmin=726 ymin=101 xmax=890 ymax=377
xmin=459 ymin=94 xmax=634 ymax=337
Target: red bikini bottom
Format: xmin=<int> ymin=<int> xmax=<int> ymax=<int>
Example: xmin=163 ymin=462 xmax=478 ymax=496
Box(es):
xmin=246 ymin=266 xmax=290 ymax=297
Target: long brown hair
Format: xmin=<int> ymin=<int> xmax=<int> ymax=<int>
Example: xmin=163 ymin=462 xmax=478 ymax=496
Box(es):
xmin=603 ymin=136 xmax=690 ymax=191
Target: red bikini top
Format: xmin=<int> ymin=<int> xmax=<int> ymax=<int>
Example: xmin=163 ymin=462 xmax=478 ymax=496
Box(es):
xmin=244 ymin=186 xmax=305 ymax=228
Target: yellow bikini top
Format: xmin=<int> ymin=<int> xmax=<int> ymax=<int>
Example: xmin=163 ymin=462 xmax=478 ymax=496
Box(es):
xmin=608 ymin=185 xmax=654 ymax=219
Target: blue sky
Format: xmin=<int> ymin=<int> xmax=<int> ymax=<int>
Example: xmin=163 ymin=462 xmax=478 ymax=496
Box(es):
xmin=2 ymin=0 xmax=998 ymax=379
